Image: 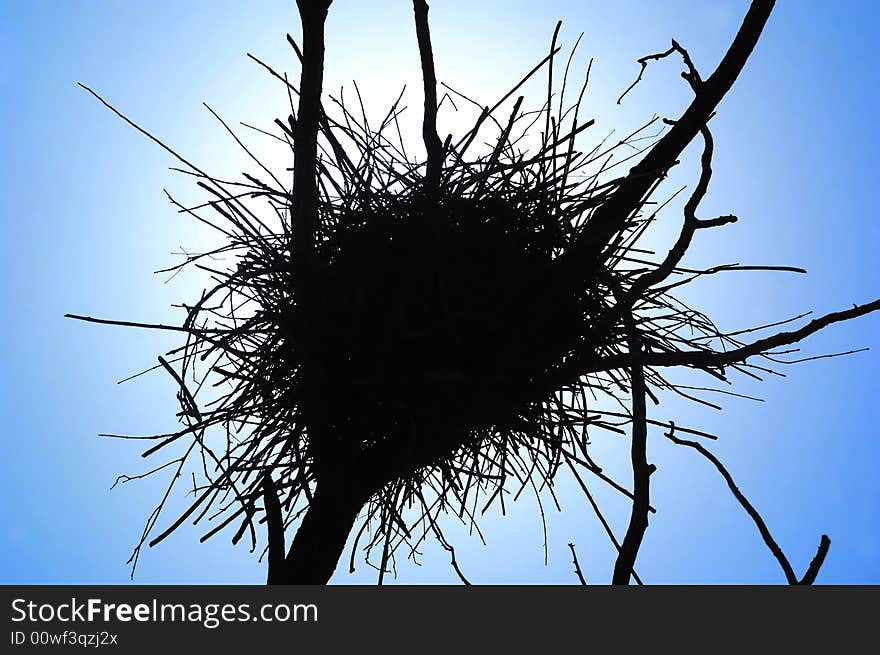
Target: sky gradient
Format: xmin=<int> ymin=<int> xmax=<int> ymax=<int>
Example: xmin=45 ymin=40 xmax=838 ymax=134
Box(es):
xmin=1 ymin=0 xmax=878 ymax=584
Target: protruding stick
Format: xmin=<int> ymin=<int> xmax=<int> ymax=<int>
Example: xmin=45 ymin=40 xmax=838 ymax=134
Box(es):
xmin=413 ymin=0 xmax=443 ymax=194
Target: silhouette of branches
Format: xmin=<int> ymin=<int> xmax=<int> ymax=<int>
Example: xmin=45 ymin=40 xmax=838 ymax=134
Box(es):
xmin=69 ymin=0 xmax=878 ymax=585
xmin=569 ymin=0 xmax=775 ymax=270
xmin=664 ymin=422 xmax=830 ymax=585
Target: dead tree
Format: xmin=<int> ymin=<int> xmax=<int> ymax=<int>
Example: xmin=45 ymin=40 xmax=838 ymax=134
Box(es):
xmin=71 ymin=0 xmax=878 ymax=584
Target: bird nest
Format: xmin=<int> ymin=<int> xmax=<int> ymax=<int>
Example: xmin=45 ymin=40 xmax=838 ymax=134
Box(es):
xmin=71 ymin=5 xmax=875 ymax=583
xmin=84 ymin=47 xmax=639 ymax=575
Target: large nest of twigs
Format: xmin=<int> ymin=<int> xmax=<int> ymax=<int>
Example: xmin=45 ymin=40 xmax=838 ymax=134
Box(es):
xmin=185 ymin=76 xmax=626 ymax=515
xmin=85 ymin=38 xmax=641 ymax=572
xmin=74 ymin=2 xmax=878 ymax=583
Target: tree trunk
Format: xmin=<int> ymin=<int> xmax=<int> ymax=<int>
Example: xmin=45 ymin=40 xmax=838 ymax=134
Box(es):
xmin=612 ymin=332 xmax=652 ymax=585
xmin=281 ymin=480 xmax=366 ymax=584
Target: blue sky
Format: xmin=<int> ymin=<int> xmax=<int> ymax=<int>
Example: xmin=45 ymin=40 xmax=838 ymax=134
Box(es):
xmin=1 ymin=0 xmax=878 ymax=584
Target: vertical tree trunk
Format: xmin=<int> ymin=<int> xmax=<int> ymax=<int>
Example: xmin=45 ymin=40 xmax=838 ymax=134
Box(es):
xmin=612 ymin=332 xmax=652 ymax=585
xmin=412 ymin=0 xmax=443 ymax=194
xmin=283 ymin=0 xmax=341 ymax=586
xmin=292 ymin=0 xmax=331 ymax=266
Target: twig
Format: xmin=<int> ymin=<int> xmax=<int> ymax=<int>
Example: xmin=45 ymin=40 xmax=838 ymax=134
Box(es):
xmin=568 ymin=543 xmax=587 ymax=585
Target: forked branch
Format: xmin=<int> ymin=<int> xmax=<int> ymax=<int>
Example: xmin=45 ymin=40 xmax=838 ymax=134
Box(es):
xmin=664 ymin=423 xmax=830 ymax=584
xmin=570 ymin=0 xmax=775 ymax=270
xmin=585 ymin=299 xmax=880 ymax=375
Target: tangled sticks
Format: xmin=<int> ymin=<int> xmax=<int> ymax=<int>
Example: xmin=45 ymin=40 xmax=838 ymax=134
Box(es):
xmin=70 ymin=0 xmax=878 ymax=584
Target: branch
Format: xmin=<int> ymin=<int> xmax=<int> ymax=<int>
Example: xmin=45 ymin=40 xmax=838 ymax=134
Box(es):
xmin=799 ymin=534 xmax=830 ymax=585
xmin=588 ymin=299 xmax=880 ymax=374
xmin=617 ymin=44 xmax=675 ymax=105
xmin=65 ymin=314 xmax=238 ymax=335
xmin=157 ymin=356 xmax=202 ymax=422
xmin=617 ymin=38 xmax=702 ymax=105
xmin=569 ymin=0 xmax=775 ymax=270
xmin=412 ymin=0 xmax=443 ymax=193
xmin=607 ymin=124 xmax=736 ymax=328
xmin=612 ymin=330 xmax=654 ymax=584
xmin=433 ymin=526 xmax=471 ymax=585
xmin=567 ymin=461 xmax=644 ymax=585
xmin=568 ymin=543 xmax=587 ymax=585
xmin=664 ymin=423 xmax=830 ymax=585
xmin=262 ymin=473 xmax=287 ymax=585
xmin=625 ymin=126 xmax=735 ymax=303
